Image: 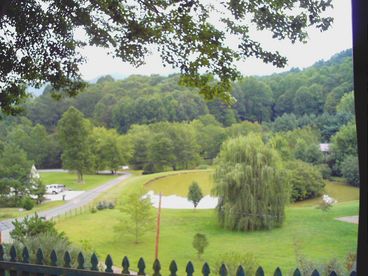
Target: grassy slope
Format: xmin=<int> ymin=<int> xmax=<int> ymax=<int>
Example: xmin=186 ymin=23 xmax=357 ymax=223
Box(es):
xmin=55 ymin=170 xmax=359 ymax=273
xmin=40 ymin=172 xmax=119 ymax=191
xmin=0 ymin=200 xmax=65 ymax=220
xmin=144 ymin=170 xmax=213 ymax=196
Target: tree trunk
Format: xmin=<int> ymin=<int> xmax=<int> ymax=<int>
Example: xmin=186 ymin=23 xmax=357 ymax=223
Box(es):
xmin=77 ymin=171 xmax=84 ymax=184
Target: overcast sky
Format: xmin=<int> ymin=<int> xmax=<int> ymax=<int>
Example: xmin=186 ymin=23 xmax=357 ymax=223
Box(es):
xmin=79 ymin=0 xmax=352 ymax=81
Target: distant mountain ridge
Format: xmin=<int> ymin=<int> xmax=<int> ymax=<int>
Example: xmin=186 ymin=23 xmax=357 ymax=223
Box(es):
xmin=27 ymin=49 xmax=352 ymax=97
xmin=27 ymin=73 xmax=128 ymax=96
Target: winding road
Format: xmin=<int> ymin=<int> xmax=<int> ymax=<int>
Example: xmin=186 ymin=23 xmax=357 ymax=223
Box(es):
xmin=0 ymin=172 xmax=132 ymax=242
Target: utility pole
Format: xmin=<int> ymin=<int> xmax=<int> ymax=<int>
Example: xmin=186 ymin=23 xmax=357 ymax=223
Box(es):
xmin=155 ymin=192 xmax=162 ymax=260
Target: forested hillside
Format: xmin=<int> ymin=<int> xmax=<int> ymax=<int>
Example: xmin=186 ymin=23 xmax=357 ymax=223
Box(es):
xmin=23 ymin=49 xmax=353 ymax=136
xmin=0 ymin=49 xmax=358 ymax=207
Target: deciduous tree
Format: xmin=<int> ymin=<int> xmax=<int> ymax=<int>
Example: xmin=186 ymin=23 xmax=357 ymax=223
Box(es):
xmin=0 ymin=144 xmax=33 ymax=206
xmin=57 ymin=107 xmax=94 ymax=183
xmin=187 ymin=181 xmax=203 ymax=209
xmin=117 ymin=189 xmax=155 ymax=243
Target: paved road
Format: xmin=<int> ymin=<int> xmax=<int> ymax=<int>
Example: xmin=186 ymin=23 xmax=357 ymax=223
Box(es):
xmin=0 ymin=172 xmax=131 ymax=242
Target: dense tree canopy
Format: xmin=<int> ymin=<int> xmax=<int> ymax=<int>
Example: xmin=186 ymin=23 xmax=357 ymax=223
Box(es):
xmin=91 ymin=127 xmax=130 ymax=173
xmin=0 ymin=0 xmax=334 ymax=114
xmin=57 ymin=107 xmax=94 ymax=182
xmin=0 ymin=49 xmax=357 ymax=188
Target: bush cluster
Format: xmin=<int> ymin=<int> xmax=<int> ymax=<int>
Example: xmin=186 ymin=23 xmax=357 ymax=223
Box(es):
xmin=287 ymin=160 xmax=325 ymax=202
xmin=96 ymin=201 xmax=115 ymax=211
xmin=196 ymin=164 xmax=209 ymax=170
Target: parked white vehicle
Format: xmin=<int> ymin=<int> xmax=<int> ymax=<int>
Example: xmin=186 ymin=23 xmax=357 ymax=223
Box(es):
xmin=46 ymin=184 xmax=66 ymax=194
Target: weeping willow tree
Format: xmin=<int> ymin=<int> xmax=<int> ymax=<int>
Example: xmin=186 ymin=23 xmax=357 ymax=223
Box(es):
xmin=213 ymin=134 xmax=288 ymax=231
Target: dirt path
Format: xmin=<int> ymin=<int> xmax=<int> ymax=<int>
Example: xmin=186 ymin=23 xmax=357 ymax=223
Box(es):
xmin=335 ymin=215 xmax=359 ymax=224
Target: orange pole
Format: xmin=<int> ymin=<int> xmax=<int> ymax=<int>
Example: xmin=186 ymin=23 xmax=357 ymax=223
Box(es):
xmin=155 ymin=192 xmax=162 ymax=260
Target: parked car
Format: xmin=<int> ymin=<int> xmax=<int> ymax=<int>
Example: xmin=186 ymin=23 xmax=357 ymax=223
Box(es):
xmin=46 ymin=184 xmax=66 ymax=194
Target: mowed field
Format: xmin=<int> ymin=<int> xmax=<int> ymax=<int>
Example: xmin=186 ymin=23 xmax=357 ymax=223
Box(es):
xmin=0 ymin=200 xmax=65 ymax=220
xmin=55 ymin=170 xmax=359 ymax=273
xmin=40 ymin=172 xmax=119 ymax=191
xmin=144 ymin=170 xmax=213 ymax=196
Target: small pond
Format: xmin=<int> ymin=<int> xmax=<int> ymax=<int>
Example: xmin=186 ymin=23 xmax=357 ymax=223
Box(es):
xmin=144 ymin=191 xmax=218 ymax=209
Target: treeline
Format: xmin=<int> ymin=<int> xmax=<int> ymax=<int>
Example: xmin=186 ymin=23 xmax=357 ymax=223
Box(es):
xmin=0 ymin=49 xmax=359 ymax=207
xmin=24 ymin=50 xmax=353 ymax=137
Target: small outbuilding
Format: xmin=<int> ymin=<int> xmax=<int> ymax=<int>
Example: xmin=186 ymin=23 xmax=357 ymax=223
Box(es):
xmin=319 ymin=143 xmax=330 ymax=152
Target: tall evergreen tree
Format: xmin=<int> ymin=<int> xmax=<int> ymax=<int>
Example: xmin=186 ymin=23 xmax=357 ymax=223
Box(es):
xmin=57 ymin=107 xmax=94 ymax=183
xmin=213 ymin=134 xmax=287 ymax=231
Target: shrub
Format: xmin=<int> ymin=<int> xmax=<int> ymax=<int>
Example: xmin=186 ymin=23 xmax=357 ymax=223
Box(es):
xmin=192 ymin=233 xmax=208 ymax=259
xmin=21 ymin=197 xmax=35 ymax=210
xmin=317 ymin=164 xmax=332 ymax=180
xmin=287 ymin=160 xmax=325 ymax=202
xmin=214 ymin=252 xmax=258 ymax=276
xmin=294 ymin=239 xmax=348 ymax=275
xmin=96 ymin=201 xmax=115 ymax=210
xmin=345 ymin=252 xmax=357 ymax=272
xmin=10 ymin=213 xmax=61 ymax=243
xmin=323 ymin=258 xmax=345 ymax=276
xmin=90 ymin=207 xmax=97 ymax=213
xmin=96 ymin=201 xmax=107 ymax=210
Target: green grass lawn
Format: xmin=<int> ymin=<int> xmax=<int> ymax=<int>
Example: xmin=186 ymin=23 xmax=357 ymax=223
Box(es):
xmin=144 ymin=170 xmax=213 ymax=196
xmin=40 ymin=172 xmax=120 ymax=191
xmin=0 ymin=200 xmax=65 ymax=220
xmin=56 ymin=202 xmax=358 ymax=274
xmin=55 ymin=170 xmax=359 ymax=274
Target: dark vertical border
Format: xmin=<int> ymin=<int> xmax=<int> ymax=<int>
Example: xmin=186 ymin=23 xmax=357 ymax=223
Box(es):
xmin=352 ymin=0 xmax=368 ymax=274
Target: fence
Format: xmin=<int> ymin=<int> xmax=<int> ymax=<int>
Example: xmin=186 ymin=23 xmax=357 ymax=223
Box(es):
xmin=50 ymin=200 xmax=117 ymax=223
xmin=0 ymin=245 xmax=357 ymax=276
